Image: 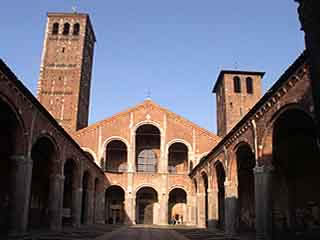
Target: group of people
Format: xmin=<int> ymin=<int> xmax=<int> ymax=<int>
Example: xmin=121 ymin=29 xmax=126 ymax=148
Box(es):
xmin=170 ymin=214 xmax=183 ymax=225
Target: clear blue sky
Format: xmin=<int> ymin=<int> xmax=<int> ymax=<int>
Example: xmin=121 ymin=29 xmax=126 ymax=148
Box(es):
xmin=1 ymin=1 xmax=304 ymax=133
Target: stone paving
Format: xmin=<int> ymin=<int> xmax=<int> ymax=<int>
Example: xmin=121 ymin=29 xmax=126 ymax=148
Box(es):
xmin=4 ymin=224 xmax=258 ymax=240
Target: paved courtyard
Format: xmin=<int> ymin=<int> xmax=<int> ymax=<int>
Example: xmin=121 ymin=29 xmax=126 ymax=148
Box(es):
xmin=6 ymin=225 xmax=257 ymax=240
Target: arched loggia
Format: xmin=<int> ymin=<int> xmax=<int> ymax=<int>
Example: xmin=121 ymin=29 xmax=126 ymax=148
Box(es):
xmin=136 ymin=187 xmax=159 ymax=224
xmin=215 ymin=161 xmax=226 ymax=229
xmin=62 ymin=159 xmax=78 ymax=226
xmin=235 ymin=143 xmax=256 ymax=233
xmin=271 ymin=109 xmax=320 ymax=238
xmin=105 ymin=186 xmax=125 ymax=224
xmin=29 ymin=136 xmax=57 ymax=229
xmin=168 ymin=188 xmax=187 ymax=224
xmin=0 ymin=99 xmax=25 ymax=235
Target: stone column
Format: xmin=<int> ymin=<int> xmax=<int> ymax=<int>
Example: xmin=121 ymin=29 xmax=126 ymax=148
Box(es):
xmin=95 ymin=191 xmax=105 ymax=224
xmin=159 ymin=194 xmax=169 ymax=225
xmin=72 ymin=187 xmax=82 ymax=227
xmin=188 ymin=195 xmax=197 ymax=225
xmin=254 ymin=166 xmax=273 ymax=240
xmin=9 ymin=155 xmax=33 ymax=235
xmin=86 ymin=190 xmax=94 ymax=224
xmin=208 ymin=189 xmax=219 ymax=230
xmin=48 ymin=174 xmax=64 ymax=231
xmin=125 ymin=194 xmax=135 ymax=224
xmin=197 ymin=192 xmax=206 ymax=228
xmin=224 ymin=181 xmax=238 ymax=237
xmin=296 ymin=0 xmax=320 ymax=123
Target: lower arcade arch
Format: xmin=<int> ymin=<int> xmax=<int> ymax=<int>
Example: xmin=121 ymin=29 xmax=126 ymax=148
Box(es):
xmin=62 ymin=159 xmax=78 ymax=226
xmin=29 ymin=136 xmax=57 ymax=229
xmin=271 ymin=109 xmax=320 ymax=238
xmin=0 ymin=99 xmax=25 ymax=234
xmin=136 ymin=187 xmax=159 ymax=224
xmin=235 ymin=143 xmax=256 ymax=232
xmin=105 ymin=186 xmax=125 ymax=224
xmin=215 ymin=161 xmax=226 ymax=229
xmin=168 ymin=188 xmax=187 ymax=224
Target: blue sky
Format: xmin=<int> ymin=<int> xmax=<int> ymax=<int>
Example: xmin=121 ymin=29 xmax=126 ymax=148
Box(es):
xmin=1 ymin=1 xmax=304 ymax=133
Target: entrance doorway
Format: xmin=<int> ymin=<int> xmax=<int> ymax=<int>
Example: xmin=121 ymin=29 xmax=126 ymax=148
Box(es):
xmin=136 ymin=187 xmax=158 ymax=224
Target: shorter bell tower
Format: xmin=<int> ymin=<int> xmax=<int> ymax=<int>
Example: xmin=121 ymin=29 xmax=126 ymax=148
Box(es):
xmin=213 ymin=70 xmax=265 ymax=137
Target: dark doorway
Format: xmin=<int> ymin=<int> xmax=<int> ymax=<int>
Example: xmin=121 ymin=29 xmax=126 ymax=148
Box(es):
xmin=136 ymin=187 xmax=158 ymax=224
xmin=105 ymin=186 xmax=125 ymax=224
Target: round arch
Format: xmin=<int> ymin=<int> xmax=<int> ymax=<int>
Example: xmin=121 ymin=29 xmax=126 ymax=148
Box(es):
xmin=104 ymin=139 xmax=128 ymax=172
xmin=132 ymin=120 xmax=164 ymax=136
xmin=134 ymin=184 xmax=160 ymax=196
xmin=105 ymin=185 xmax=126 ymax=224
xmin=135 ymin=186 xmax=159 ymax=224
xmin=168 ymin=187 xmax=188 ymax=224
xmin=82 ymin=147 xmax=97 ymax=163
xmin=260 ymin=103 xmax=315 ymax=167
xmin=100 ymin=136 xmax=130 ymax=161
xmin=166 ymin=139 xmax=193 ymax=154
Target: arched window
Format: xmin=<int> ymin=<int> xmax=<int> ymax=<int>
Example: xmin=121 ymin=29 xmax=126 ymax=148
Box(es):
xmin=246 ymin=77 xmax=253 ymax=94
xmin=105 ymin=140 xmax=127 ymax=172
xmin=135 ymin=124 xmax=160 ymax=172
xmin=73 ymin=23 xmax=80 ymax=36
xmin=233 ymin=76 xmax=241 ymax=93
xmin=63 ymin=23 xmax=70 ymax=35
xmin=52 ymin=22 xmax=59 ymax=35
xmin=168 ymin=143 xmax=188 ymax=174
xmin=137 ymin=149 xmax=157 ymax=172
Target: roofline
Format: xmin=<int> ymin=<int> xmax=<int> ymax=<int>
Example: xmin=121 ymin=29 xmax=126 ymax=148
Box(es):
xmin=212 ymin=70 xmax=265 ymax=93
xmin=0 ymin=58 xmax=103 ymax=175
xmin=191 ymin=50 xmax=308 ymax=176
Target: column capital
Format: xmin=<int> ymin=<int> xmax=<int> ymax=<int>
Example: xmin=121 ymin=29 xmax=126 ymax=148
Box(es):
xmin=253 ymin=165 xmax=274 ymax=174
xmin=10 ymin=155 xmax=32 ymax=165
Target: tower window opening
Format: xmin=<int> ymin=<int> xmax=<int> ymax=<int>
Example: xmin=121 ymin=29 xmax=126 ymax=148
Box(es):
xmin=233 ymin=76 xmax=241 ymax=93
xmin=246 ymin=77 xmax=253 ymax=94
xmin=63 ymin=23 xmax=70 ymax=35
xmin=52 ymin=23 xmax=59 ymax=35
xmin=73 ymin=23 xmax=80 ymax=35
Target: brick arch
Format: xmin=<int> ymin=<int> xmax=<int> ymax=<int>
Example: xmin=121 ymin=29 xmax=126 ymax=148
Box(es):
xmin=100 ymin=136 xmax=130 ymax=161
xmin=199 ymin=170 xmax=209 ymax=193
xmin=62 ymin=157 xmax=81 ymax=188
xmin=31 ymin=133 xmax=61 ymax=175
xmin=134 ymin=184 xmax=160 ymax=196
xmin=260 ymin=103 xmax=315 ymax=167
xmin=106 ymin=184 xmax=127 ymax=193
xmin=169 ymin=185 xmax=190 ymax=196
xmin=212 ymin=160 xmax=227 ymax=189
xmin=82 ymin=147 xmax=98 ymax=163
xmin=166 ymin=139 xmax=193 ymax=154
xmin=0 ymin=93 xmax=27 ymax=155
xmin=132 ymin=120 xmax=164 ymax=136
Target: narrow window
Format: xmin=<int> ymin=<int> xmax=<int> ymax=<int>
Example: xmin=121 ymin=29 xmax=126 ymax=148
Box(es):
xmin=63 ymin=23 xmax=70 ymax=35
xmin=246 ymin=77 xmax=253 ymax=94
xmin=52 ymin=22 xmax=59 ymax=35
xmin=233 ymin=76 xmax=241 ymax=93
xmin=73 ymin=23 xmax=80 ymax=35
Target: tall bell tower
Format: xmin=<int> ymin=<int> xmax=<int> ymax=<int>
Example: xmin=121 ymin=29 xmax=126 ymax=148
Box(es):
xmin=37 ymin=12 xmax=96 ymax=133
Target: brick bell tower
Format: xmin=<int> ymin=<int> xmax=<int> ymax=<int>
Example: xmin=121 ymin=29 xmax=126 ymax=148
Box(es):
xmin=37 ymin=12 xmax=96 ymax=133
xmin=213 ymin=70 xmax=265 ymax=137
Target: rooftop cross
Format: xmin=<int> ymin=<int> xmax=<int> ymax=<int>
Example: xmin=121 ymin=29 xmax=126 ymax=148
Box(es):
xmin=72 ymin=0 xmax=77 ymax=13
xmin=145 ymin=88 xmax=152 ymax=100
